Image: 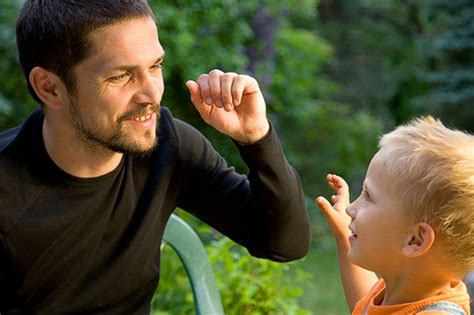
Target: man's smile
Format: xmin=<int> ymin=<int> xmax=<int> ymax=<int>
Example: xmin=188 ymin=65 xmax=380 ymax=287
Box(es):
xmin=132 ymin=113 xmax=153 ymax=122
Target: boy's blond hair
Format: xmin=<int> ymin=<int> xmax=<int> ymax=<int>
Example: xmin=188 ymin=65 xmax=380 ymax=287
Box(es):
xmin=378 ymin=116 xmax=474 ymax=272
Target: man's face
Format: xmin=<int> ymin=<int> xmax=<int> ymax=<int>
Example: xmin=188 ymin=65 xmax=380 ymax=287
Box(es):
xmin=65 ymin=17 xmax=165 ymax=156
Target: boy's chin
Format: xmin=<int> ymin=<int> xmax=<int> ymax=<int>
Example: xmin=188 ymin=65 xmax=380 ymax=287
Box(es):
xmin=348 ymin=250 xmax=368 ymax=269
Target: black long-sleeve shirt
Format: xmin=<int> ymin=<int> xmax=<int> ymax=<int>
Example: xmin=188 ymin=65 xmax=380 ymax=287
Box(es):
xmin=0 ymin=107 xmax=310 ymax=314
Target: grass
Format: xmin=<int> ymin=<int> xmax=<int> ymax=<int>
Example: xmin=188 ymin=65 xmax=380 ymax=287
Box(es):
xmin=293 ymin=235 xmax=349 ymax=315
xmin=155 ymin=209 xmax=349 ymax=314
xmin=155 ymin=235 xmax=349 ymax=315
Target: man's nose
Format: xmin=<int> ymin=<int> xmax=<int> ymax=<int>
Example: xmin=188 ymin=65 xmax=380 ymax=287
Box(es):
xmin=134 ymin=73 xmax=163 ymax=105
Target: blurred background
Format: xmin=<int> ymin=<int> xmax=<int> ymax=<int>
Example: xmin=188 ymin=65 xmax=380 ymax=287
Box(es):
xmin=1 ymin=0 xmax=473 ymax=314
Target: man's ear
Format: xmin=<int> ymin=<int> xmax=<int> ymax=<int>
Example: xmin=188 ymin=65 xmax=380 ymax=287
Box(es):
xmin=29 ymin=66 xmax=67 ymax=109
xmin=402 ymin=222 xmax=436 ymax=257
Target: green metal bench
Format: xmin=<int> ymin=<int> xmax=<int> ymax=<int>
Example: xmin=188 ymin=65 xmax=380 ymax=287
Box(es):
xmin=162 ymin=214 xmax=224 ymax=315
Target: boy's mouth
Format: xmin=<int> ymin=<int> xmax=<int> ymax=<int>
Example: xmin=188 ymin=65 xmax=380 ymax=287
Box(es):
xmin=349 ymin=226 xmax=358 ymax=241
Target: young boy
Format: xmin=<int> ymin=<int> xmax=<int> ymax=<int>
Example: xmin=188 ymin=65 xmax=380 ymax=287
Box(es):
xmin=316 ymin=116 xmax=473 ymax=314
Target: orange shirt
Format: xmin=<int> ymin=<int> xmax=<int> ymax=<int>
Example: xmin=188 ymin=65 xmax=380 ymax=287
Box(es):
xmin=352 ymin=278 xmax=471 ymax=315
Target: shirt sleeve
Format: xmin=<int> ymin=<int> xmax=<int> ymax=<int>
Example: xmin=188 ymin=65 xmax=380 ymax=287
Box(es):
xmin=175 ymin=119 xmax=310 ymax=262
xmin=0 ymin=232 xmax=12 ymax=307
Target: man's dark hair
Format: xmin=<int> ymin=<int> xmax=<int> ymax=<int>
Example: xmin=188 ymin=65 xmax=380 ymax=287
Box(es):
xmin=16 ymin=0 xmax=156 ymax=104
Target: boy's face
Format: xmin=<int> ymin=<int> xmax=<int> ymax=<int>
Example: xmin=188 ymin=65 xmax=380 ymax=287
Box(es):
xmin=346 ymin=150 xmax=413 ymax=274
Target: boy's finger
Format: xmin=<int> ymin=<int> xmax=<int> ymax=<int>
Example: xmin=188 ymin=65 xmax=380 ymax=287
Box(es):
xmin=332 ymin=174 xmax=349 ymax=191
xmin=316 ymin=196 xmax=334 ymax=216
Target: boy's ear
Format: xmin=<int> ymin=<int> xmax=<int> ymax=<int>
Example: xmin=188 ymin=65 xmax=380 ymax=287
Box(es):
xmin=29 ymin=66 xmax=68 ymax=109
xmin=402 ymin=222 xmax=436 ymax=257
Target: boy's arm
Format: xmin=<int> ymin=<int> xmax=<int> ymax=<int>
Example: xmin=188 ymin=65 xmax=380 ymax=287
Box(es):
xmin=316 ymin=174 xmax=378 ymax=311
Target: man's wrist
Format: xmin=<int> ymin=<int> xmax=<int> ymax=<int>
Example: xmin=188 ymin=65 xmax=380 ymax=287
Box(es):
xmin=235 ymin=122 xmax=271 ymax=145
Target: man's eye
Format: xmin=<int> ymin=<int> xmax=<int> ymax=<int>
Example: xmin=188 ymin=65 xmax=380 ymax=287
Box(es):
xmin=109 ymin=73 xmax=130 ymax=82
xmin=150 ymin=63 xmax=163 ymax=71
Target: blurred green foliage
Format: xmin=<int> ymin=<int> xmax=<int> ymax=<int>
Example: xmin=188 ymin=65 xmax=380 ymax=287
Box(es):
xmin=315 ymin=0 xmax=473 ymax=131
xmin=419 ymin=0 xmax=474 ymax=129
xmin=0 ymin=0 xmax=37 ymax=128
xmin=1 ymin=0 xmax=473 ymax=313
xmin=206 ymin=237 xmax=311 ymax=315
xmin=155 ymin=232 xmax=312 ymax=314
xmin=153 ymin=209 xmax=311 ymax=314
xmin=151 ymin=244 xmax=195 ymax=315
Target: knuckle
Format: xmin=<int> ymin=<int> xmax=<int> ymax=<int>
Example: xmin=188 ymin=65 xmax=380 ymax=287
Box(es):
xmin=222 ymin=73 xmax=233 ymax=81
xmin=224 ymin=72 xmax=237 ymax=78
xmin=209 ymin=69 xmax=223 ymax=76
xmin=197 ymin=74 xmax=209 ymax=82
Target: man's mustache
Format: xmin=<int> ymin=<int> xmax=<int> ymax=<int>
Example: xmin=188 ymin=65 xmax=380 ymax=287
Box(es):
xmin=118 ymin=104 xmax=160 ymax=122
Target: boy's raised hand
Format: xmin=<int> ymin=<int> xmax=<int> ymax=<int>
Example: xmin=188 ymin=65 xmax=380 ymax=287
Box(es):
xmin=316 ymin=175 xmax=379 ymax=311
xmin=316 ymin=174 xmax=352 ymax=244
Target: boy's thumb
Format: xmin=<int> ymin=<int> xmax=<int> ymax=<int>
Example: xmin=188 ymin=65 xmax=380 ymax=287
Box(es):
xmin=315 ymin=196 xmax=333 ymax=215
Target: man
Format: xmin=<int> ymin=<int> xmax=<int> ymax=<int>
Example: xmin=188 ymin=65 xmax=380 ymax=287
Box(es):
xmin=0 ymin=0 xmax=310 ymax=313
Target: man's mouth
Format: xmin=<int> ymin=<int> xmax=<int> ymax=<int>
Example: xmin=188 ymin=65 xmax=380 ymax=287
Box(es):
xmin=132 ymin=113 xmax=153 ymax=122
xmin=119 ymin=104 xmax=160 ymax=123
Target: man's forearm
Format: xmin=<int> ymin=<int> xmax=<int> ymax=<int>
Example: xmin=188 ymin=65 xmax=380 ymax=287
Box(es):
xmin=236 ymin=126 xmax=310 ymax=261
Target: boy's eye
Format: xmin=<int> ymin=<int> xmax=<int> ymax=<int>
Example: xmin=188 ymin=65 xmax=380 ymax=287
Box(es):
xmin=364 ymin=190 xmax=372 ymax=202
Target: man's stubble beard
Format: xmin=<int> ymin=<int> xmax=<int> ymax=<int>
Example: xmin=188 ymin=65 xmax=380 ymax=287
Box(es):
xmin=67 ymin=95 xmax=160 ymax=157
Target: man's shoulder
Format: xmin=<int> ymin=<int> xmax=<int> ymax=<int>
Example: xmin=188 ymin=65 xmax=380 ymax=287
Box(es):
xmin=157 ymin=106 xmax=205 ymax=145
xmin=0 ymin=125 xmax=35 ymax=232
xmin=0 ymin=109 xmax=42 ymax=155
xmin=157 ymin=106 xmax=177 ymax=140
xmin=0 ymin=125 xmax=21 ymax=152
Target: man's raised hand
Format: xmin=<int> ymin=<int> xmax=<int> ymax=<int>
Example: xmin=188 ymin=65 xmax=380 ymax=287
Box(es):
xmin=186 ymin=69 xmax=270 ymax=144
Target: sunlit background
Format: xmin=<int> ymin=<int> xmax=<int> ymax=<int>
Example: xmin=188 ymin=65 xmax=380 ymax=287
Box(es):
xmin=1 ymin=0 xmax=472 ymax=314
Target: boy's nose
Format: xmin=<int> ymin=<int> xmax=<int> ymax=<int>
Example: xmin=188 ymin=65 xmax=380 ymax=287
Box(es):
xmin=346 ymin=203 xmax=356 ymax=219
